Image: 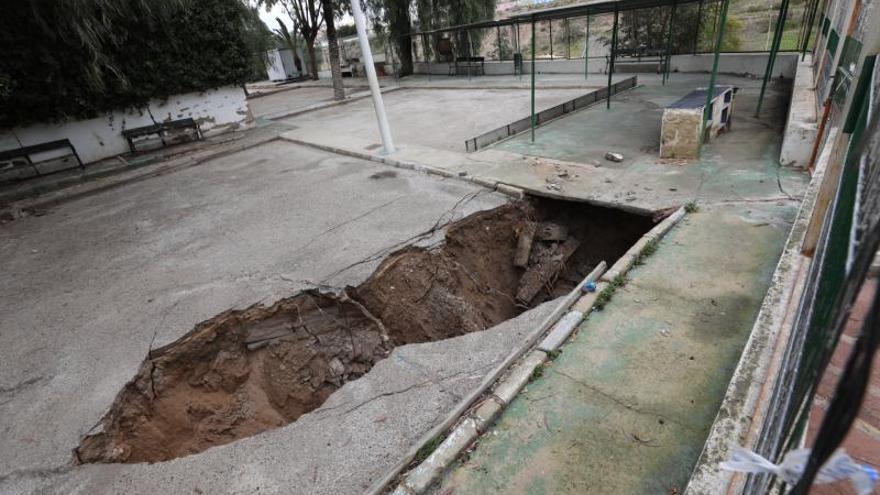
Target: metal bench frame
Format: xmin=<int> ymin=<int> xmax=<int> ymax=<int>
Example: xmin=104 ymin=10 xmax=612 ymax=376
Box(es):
xmin=121 ymin=118 xmax=201 ymax=153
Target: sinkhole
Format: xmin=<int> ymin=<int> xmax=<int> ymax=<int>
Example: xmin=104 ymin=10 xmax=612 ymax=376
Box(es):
xmin=74 ymin=198 xmax=656 ymax=464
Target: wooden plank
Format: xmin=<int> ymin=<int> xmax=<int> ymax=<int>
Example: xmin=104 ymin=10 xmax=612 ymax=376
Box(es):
xmin=516 ymin=238 xmax=581 ymax=303
xmin=514 ymin=221 xmax=537 ymax=268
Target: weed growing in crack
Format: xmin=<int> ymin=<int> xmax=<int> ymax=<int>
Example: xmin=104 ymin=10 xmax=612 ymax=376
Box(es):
xmin=634 ymin=238 xmax=659 ymax=266
xmin=685 ymin=202 xmax=699 ymax=213
xmin=546 ymin=349 xmax=562 ymax=360
xmin=594 ymin=274 xmax=627 ymax=311
xmin=529 ymin=364 xmax=545 ymax=381
xmin=415 ymin=433 xmax=447 ymax=463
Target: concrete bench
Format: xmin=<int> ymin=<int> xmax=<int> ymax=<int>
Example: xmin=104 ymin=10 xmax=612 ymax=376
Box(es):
xmin=451 ymin=57 xmax=485 ymax=76
xmin=660 ymin=85 xmax=737 ymax=159
xmin=606 ymin=48 xmax=667 ymax=74
xmin=121 ymin=118 xmax=201 ymax=153
xmin=0 ymin=139 xmax=83 ymax=184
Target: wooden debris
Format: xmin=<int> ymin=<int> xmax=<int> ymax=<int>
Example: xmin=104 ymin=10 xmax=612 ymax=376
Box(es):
xmin=516 ymin=237 xmax=581 ymax=303
xmin=514 ymin=221 xmax=537 ymax=268
xmin=536 ymin=222 xmax=569 ymax=241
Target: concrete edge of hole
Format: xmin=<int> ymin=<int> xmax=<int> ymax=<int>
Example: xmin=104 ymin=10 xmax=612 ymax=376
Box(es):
xmin=380 ymin=207 xmax=689 ymax=495
xmin=600 ymin=206 xmax=687 ymax=282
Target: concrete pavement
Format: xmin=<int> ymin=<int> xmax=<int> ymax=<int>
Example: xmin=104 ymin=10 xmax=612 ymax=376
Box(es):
xmin=0 ymin=140 xmax=553 ymax=494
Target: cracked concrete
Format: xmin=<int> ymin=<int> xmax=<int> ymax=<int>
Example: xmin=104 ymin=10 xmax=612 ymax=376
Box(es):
xmin=0 ymin=139 xmax=532 ymax=493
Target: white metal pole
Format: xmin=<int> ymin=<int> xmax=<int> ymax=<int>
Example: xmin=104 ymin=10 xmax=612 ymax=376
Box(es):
xmin=350 ymin=0 xmax=395 ymax=154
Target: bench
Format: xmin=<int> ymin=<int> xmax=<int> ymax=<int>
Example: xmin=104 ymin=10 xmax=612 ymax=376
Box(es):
xmin=121 ymin=118 xmax=201 ymax=153
xmin=451 ymin=56 xmax=485 ymax=76
xmin=660 ymin=85 xmax=737 ymax=159
xmin=0 ymin=139 xmax=83 ymax=184
xmin=606 ymin=48 xmax=667 ymax=74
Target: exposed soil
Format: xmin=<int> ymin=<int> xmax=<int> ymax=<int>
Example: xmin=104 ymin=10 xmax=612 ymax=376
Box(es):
xmin=74 ymin=199 xmax=654 ymax=464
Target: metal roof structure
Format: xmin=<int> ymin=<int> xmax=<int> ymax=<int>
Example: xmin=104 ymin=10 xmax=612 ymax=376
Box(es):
xmin=409 ymin=0 xmax=711 ymax=36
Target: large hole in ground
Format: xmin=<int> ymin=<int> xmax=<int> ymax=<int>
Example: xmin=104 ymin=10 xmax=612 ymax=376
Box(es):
xmin=74 ymin=198 xmax=656 ymax=464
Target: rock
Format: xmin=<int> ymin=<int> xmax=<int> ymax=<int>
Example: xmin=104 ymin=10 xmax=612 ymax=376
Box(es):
xmin=605 ymin=152 xmax=624 ymax=162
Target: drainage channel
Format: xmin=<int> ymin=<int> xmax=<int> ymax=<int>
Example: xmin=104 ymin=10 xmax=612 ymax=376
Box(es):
xmin=74 ymin=198 xmax=655 ymax=465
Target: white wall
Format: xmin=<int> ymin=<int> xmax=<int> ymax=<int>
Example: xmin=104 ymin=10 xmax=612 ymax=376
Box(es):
xmin=414 ymin=53 xmax=798 ymax=79
xmin=0 ymin=85 xmax=251 ymax=165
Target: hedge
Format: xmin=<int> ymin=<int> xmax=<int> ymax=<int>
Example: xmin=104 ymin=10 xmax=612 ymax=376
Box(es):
xmin=0 ymin=0 xmax=255 ymax=128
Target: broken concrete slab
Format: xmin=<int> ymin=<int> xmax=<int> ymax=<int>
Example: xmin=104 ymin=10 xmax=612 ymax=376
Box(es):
xmin=0 ymin=139 xmax=508 ymax=481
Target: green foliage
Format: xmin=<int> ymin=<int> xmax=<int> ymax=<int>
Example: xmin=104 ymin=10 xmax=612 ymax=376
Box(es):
xmin=594 ymin=274 xmax=627 ymax=311
xmin=414 ymin=433 xmax=446 ymax=462
xmin=529 ymin=364 xmax=545 ymax=381
xmin=685 ymin=201 xmax=699 ymax=213
xmin=633 ymin=238 xmax=659 ymax=266
xmin=1 ymin=0 xmax=255 ymax=127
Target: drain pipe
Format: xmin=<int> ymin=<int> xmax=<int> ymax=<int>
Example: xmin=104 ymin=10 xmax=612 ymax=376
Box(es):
xmin=351 ymin=0 xmax=395 ymax=154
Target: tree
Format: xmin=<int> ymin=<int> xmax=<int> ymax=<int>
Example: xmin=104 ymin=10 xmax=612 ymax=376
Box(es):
xmin=275 ymin=17 xmax=304 ymax=73
xmin=414 ymin=0 xmax=496 ymax=65
xmin=259 ymin=0 xmax=345 ymax=99
xmin=321 ymin=0 xmax=346 ymax=100
xmin=2 ymin=0 xmax=255 ymax=127
xmin=259 ymin=0 xmax=323 ymax=79
xmin=241 ymin=5 xmax=278 ymax=81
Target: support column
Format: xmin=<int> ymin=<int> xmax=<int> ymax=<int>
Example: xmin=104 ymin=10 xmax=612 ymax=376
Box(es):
xmin=756 ymin=0 xmax=791 ymax=116
xmin=584 ymin=15 xmax=590 ymax=79
xmin=497 ymin=25 xmax=503 ymax=60
xmin=701 ymin=0 xmax=730 ymax=145
xmin=351 ymin=0 xmax=394 ymax=154
xmin=694 ymin=0 xmax=703 ymax=54
xmin=531 ymin=18 xmax=537 ymax=142
xmin=422 ymin=33 xmax=431 ymax=81
xmin=607 ymin=7 xmax=619 ymax=109
xmin=663 ymin=1 xmax=678 ymax=84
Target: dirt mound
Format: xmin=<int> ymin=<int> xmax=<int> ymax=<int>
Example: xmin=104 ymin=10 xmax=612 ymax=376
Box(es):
xmin=75 ymin=199 xmax=654 ymax=464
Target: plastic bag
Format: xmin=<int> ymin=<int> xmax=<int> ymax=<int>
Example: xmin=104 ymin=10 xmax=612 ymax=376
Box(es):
xmin=720 ymin=446 xmax=878 ymax=495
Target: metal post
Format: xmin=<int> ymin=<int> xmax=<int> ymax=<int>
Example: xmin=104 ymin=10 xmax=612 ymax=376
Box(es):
xmin=565 ymin=18 xmax=571 ymax=59
xmin=549 ymin=20 xmax=554 ymax=60
xmin=517 ymin=22 xmax=522 ymax=80
xmin=694 ymin=0 xmax=703 ymax=54
xmin=801 ymin=0 xmax=823 ymax=59
xmin=351 ymin=0 xmax=394 ymax=154
xmin=663 ymin=1 xmax=678 ymax=84
xmin=607 ymin=7 xmax=619 ymax=109
xmin=755 ymin=0 xmax=791 ymax=116
xmin=700 ymin=0 xmax=730 ymax=145
xmin=531 ymin=18 xmax=536 ymax=142
xmin=585 ymin=15 xmax=590 ymax=79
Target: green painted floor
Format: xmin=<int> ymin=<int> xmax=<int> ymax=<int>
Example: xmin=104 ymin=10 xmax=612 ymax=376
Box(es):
xmin=432 ymin=203 xmax=796 ymax=494
xmin=428 ymin=75 xmax=809 ymax=494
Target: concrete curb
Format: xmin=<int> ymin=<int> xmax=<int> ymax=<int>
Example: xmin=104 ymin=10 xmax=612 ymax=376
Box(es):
xmin=601 ymin=206 xmax=687 ymax=282
xmin=278 ymin=135 xmax=526 ymax=200
xmin=0 ymin=134 xmax=280 ymax=222
xmin=382 ymin=205 xmax=688 ymax=495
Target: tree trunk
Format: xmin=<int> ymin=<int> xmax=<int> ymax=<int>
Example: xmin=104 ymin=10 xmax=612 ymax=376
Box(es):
xmin=305 ymin=35 xmax=319 ymax=79
xmin=390 ymin=0 xmax=413 ymax=76
xmin=321 ymin=0 xmax=345 ymax=100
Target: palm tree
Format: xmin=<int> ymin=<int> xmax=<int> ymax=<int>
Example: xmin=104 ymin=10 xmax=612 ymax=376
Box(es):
xmin=322 ymin=0 xmax=346 ymax=100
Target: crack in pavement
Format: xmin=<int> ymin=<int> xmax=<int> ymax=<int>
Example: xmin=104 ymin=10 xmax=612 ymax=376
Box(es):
xmin=315 ymin=361 xmax=496 ymax=419
xmin=318 ymin=189 xmax=489 ymax=284
xmin=290 ymin=195 xmax=405 ymax=258
xmin=0 ymin=375 xmax=47 ymax=406
xmin=552 ymin=369 xmax=700 ymax=433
